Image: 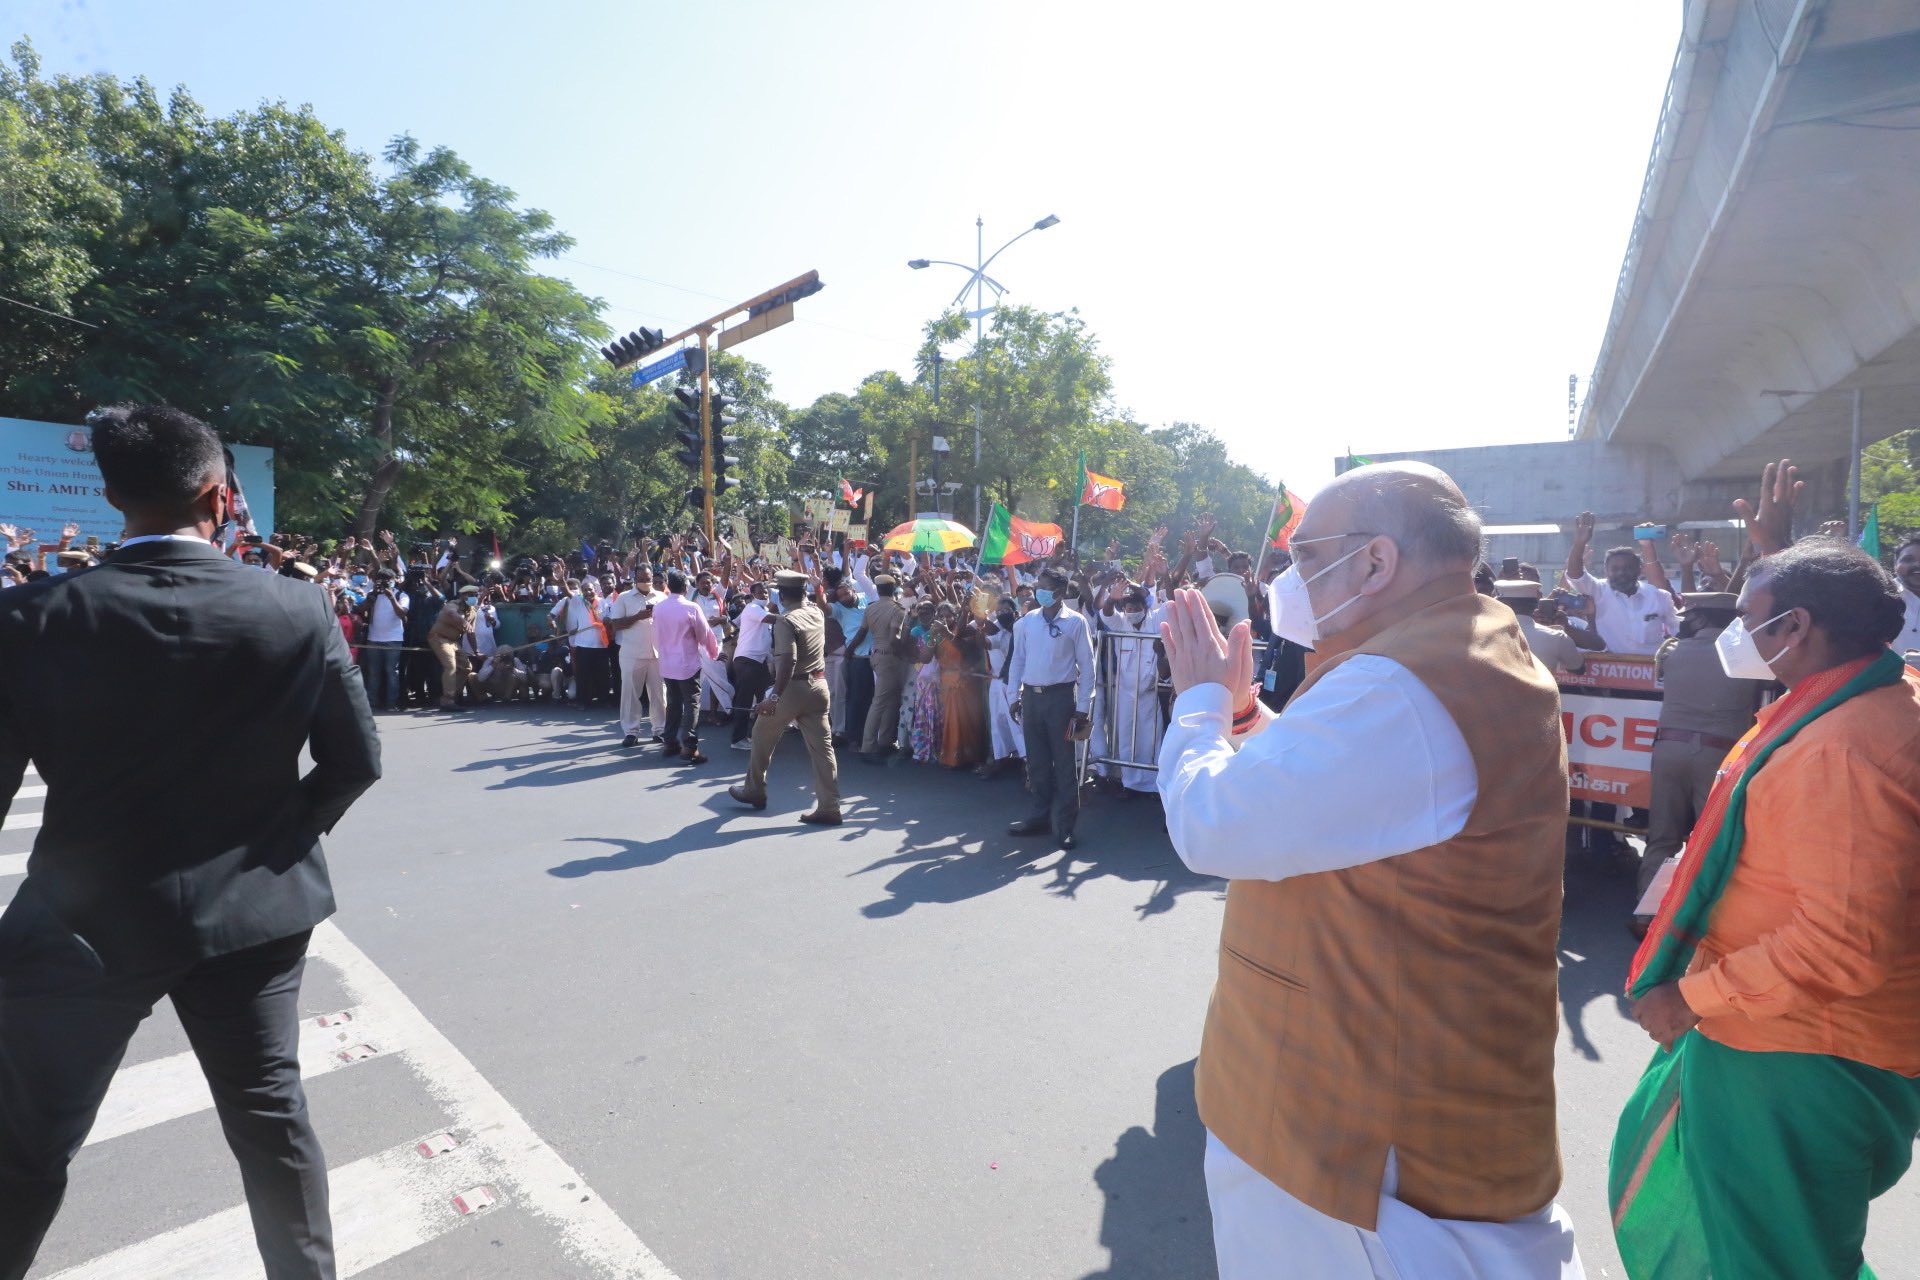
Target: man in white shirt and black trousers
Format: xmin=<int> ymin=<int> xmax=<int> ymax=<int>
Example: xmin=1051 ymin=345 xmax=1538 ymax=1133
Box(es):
xmin=1006 ymin=567 xmax=1096 ymax=850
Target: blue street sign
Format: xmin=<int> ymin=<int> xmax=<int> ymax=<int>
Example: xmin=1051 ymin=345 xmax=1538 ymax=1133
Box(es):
xmin=631 ymin=349 xmax=690 ymax=387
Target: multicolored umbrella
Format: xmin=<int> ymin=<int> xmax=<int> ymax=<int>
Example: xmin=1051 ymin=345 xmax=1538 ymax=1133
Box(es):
xmin=881 ymin=517 xmax=976 ymax=554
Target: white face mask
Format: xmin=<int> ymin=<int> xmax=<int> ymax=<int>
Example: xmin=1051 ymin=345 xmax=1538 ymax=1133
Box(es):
xmin=1267 ymin=537 xmax=1371 ymax=649
xmin=1714 ymin=608 xmax=1796 ymax=680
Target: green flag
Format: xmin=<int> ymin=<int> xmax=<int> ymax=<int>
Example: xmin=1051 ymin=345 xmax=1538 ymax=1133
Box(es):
xmin=1859 ymin=503 xmax=1881 ymax=557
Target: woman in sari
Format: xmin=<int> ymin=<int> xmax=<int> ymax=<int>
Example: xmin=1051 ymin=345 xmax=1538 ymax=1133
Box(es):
xmin=905 ymin=601 xmax=943 ymax=762
xmin=937 ymin=613 xmax=990 ymax=768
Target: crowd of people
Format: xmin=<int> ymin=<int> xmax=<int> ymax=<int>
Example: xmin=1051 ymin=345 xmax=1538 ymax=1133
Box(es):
xmin=5 ymin=404 xmax=1920 ymax=1280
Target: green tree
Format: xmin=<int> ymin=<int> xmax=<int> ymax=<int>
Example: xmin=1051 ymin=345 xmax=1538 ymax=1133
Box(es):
xmin=0 ymin=41 xmax=606 ymax=537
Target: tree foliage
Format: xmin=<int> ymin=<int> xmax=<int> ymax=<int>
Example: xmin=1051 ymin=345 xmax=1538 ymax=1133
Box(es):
xmin=1 ymin=44 xmax=1284 ymax=561
xmin=0 ymin=40 xmax=604 ymax=537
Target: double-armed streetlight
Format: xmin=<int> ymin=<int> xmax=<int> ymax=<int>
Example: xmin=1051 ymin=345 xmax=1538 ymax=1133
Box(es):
xmin=908 ymin=214 xmax=1061 ymax=528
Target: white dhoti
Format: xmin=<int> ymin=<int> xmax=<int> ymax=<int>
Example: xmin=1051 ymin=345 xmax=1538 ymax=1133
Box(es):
xmin=699 ymin=654 xmax=733 ymax=713
xmin=825 ymin=653 xmax=846 ymax=735
xmin=1098 ymin=617 xmax=1164 ymax=791
xmin=1205 ymin=1133 xmax=1584 ymax=1280
xmin=987 ymin=677 xmax=1024 ymax=759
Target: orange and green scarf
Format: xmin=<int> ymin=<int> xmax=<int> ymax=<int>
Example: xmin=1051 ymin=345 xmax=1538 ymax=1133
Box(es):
xmin=1625 ymin=649 xmax=1903 ymax=998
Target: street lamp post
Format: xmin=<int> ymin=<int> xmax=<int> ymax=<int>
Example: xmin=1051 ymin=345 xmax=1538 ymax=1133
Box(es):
xmin=908 ymin=213 xmax=1061 ymax=530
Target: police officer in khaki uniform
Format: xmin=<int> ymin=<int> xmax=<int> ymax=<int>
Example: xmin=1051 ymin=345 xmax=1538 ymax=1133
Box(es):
xmin=1495 ymin=578 xmax=1586 ymax=675
xmin=1633 ymin=591 xmax=1768 ymax=930
xmin=730 ymin=571 xmax=842 ymax=824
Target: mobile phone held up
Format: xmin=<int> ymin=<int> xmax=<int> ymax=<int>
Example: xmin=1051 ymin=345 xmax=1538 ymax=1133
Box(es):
xmin=1633 ymin=524 xmax=1668 ymax=542
xmin=1550 ymin=589 xmax=1586 ymax=609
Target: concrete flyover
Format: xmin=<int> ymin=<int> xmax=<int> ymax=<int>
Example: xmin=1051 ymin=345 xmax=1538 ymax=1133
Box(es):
xmin=1578 ymin=0 xmax=1920 ymax=511
xmin=1367 ymin=1 xmax=1920 ymax=560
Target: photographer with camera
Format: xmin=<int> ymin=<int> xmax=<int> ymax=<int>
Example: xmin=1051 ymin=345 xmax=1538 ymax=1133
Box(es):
xmin=358 ymin=567 xmax=409 ymax=711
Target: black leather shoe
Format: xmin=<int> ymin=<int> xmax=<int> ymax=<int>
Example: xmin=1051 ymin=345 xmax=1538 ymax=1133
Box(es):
xmin=1060 ymin=833 xmax=1080 ymax=852
xmin=622 ymin=735 xmax=640 ymax=749
xmin=1008 ymin=818 xmax=1050 ymax=837
xmin=685 ymin=750 xmax=708 ymax=765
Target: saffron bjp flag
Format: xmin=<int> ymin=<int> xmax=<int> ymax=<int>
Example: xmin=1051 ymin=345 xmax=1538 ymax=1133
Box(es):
xmin=1265 ymin=485 xmax=1309 ymax=550
xmin=1078 ymin=452 xmax=1126 ymax=510
xmin=979 ymin=503 xmax=1064 ymax=566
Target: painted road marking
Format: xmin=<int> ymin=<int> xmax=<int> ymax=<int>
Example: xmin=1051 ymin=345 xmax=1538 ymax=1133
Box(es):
xmin=49 ymin=1132 xmax=494 ymax=1279
xmin=84 ymin=1007 xmax=396 ymax=1147
xmin=311 ymin=920 xmax=678 ymax=1278
xmin=15 ymin=784 xmax=45 ymax=800
xmin=0 ymin=852 xmax=25 ymax=878
xmin=3 ymin=812 xmax=41 ymax=831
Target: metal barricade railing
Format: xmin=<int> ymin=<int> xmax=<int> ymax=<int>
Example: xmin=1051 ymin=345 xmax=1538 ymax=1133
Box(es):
xmin=1084 ymin=628 xmax=1266 ymax=782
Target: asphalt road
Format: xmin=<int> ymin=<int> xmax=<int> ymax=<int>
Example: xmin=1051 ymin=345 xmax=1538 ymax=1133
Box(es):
xmin=7 ymin=704 xmax=1917 ymax=1278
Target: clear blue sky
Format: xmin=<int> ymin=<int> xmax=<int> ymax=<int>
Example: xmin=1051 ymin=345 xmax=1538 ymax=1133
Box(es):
xmin=13 ymin=0 xmax=1680 ymax=496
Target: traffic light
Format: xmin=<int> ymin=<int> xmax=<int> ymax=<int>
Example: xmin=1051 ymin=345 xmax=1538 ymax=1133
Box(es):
xmin=746 ymin=277 xmax=825 ymax=319
xmin=600 ymin=326 xmax=667 ymax=368
xmin=709 ymin=392 xmax=742 ymax=494
xmin=673 ymin=386 xmax=704 ymax=469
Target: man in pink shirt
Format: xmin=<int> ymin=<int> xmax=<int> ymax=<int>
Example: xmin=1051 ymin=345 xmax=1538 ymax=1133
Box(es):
xmin=652 ymin=568 xmax=721 ymax=763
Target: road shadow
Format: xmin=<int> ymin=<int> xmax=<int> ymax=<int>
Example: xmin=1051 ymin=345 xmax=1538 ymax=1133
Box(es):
xmin=841 ymin=762 xmax=1221 ymax=921
xmin=1082 ymin=1058 xmax=1215 ymax=1280
xmin=440 ymin=711 xmax=1220 ymax=919
xmin=1557 ymin=834 xmax=1641 ymax=1061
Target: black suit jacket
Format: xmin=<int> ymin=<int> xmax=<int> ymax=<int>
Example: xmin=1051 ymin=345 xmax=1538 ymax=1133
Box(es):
xmin=0 ymin=539 xmax=381 ymax=970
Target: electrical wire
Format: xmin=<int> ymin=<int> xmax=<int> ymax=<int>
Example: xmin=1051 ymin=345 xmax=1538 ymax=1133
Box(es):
xmin=0 ymin=293 xmax=100 ymax=329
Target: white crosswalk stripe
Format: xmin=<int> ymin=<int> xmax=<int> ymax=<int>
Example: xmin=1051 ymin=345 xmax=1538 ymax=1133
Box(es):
xmin=50 ymin=1132 xmax=496 ymax=1278
xmin=84 ymin=1006 xmax=396 ymax=1147
xmin=3 ymin=771 xmax=44 ymax=880
xmin=14 ymin=918 xmax=677 ymax=1278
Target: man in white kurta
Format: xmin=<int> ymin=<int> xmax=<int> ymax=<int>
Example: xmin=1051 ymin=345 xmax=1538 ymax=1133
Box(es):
xmin=983 ymin=605 xmax=1025 ymax=765
xmin=1094 ymin=589 xmax=1165 ymax=792
xmin=1155 ymin=461 xmax=1583 ymax=1280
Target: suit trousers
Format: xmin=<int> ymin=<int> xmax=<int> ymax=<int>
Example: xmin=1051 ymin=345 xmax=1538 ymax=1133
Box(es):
xmin=573 ymin=646 xmax=612 ymax=705
xmin=619 ymin=656 xmax=665 ymax=738
xmin=740 ymin=677 xmax=840 ymax=815
xmin=0 ymin=885 xmax=331 ymax=1280
xmin=662 ymin=674 xmax=702 ymax=751
xmin=1640 ymin=738 xmax=1727 ymax=898
xmin=730 ymin=656 xmax=772 ymax=744
xmin=1019 ymin=683 xmax=1081 ymax=837
xmin=862 ymin=654 xmax=906 ymax=754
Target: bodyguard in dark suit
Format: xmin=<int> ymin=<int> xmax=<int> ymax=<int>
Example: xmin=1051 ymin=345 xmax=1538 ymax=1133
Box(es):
xmin=0 ymin=405 xmax=381 ymax=1280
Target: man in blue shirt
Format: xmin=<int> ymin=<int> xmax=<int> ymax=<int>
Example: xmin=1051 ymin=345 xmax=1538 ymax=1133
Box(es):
xmin=827 ymin=569 xmax=871 ymax=748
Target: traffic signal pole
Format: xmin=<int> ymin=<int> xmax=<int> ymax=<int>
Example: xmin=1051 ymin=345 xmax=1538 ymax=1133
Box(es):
xmin=698 ymin=327 xmax=716 ymax=550
xmin=599 ymin=269 xmax=825 ymax=554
